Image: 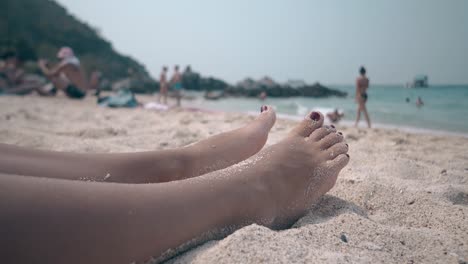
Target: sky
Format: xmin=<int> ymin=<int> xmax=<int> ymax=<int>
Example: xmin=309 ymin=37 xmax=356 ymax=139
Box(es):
xmin=56 ymin=0 xmax=468 ymax=85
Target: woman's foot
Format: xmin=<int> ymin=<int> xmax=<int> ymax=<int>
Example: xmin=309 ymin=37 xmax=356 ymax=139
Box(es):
xmin=184 ymin=105 xmax=276 ymax=175
xmin=0 ymin=106 xmax=276 ymax=184
xmin=109 ymin=105 xmax=277 ymax=183
xmin=249 ymin=111 xmax=349 ymax=228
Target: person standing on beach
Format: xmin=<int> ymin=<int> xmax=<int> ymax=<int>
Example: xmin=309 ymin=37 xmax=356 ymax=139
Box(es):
xmin=170 ymin=65 xmax=183 ymax=107
xmin=158 ymin=66 xmax=168 ymax=104
xmin=38 ymin=47 xmax=88 ymax=99
xmin=354 ymin=66 xmax=371 ymax=128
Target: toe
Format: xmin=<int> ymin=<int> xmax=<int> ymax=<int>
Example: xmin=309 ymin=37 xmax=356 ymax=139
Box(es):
xmin=319 ymin=131 xmax=344 ymax=149
xmin=256 ymin=105 xmax=276 ymax=129
xmin=325 ymin=143 xmax=348 ymax=160
xmin=290 ymin=111 xmax=324 ymax=137
xmin=309 ymin=125 xmax=336 ymax=141
xmin=327 ymin=153 xmax=350 ymax=171
xmin=259 ymin=105 xmax=275 ymax=116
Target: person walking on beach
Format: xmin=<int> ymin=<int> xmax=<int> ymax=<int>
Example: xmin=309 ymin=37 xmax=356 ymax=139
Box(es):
xmin=158 ymin=66 xmax=168 ymax=104
xmin=354 ymin=66 xmax=371 ymax=128
xmin=170 ymin=65 xmax=183 ymax=107
xmin=38 ymin=47 xmax=88 ymax=99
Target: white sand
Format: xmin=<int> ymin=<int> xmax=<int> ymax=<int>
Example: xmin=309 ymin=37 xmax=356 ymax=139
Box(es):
xmin=0 ymin=95 xmax=467 ymax=263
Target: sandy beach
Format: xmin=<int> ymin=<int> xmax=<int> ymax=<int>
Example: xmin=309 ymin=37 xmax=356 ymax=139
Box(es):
xmin=0 ymin=95 xmax=467 ymax=264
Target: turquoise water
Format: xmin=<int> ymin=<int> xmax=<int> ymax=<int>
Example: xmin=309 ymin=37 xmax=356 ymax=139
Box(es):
xmin=186 ymin=85 xmax=468 ymax=135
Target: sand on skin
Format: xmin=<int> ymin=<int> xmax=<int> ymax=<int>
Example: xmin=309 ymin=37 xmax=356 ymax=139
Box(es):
xmin=0 ymin=95 xmax=467 ymax=264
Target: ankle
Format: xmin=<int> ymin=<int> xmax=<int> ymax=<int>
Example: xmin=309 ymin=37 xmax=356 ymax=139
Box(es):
xmin=240 ymin=165 xmax=281 ymax=227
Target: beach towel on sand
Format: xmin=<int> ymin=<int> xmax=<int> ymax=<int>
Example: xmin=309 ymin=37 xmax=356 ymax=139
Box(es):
xmin=98 ymin=88 xmax=139 ymax=108
xmin=143 ymin=102 xmax=170 ymax=111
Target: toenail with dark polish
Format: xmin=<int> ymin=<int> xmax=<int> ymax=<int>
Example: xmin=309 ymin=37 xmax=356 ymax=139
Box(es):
xmin=345 ymin=143 xmax=348 ymax=147
xmin=331 ymin=125 xmax=335 ymax=128
xmin=338 ymin=132 xmax=343 ymax=135
xmin=346 ymin=154 xmax=350 ymax=158
xmin=260 ymin=105 xmax=267 ymax=112
xmin=310 ymin=111 xmax=320 ymax=121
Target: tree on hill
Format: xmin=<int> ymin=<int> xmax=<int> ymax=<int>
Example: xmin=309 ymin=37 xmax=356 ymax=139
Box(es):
xmin=0 ymin=0 xmax=150 ymax=81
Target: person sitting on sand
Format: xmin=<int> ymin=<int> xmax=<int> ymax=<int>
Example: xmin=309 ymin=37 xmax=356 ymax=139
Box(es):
xmin=0 ymin=108 xmax=349 ymax=263
xmin=158 ymin=66 xmax=168 ymax=104
xmin=354 ymin=66 xmax=371 ymax=128
xmin=89 ymin=70 xmax=102 ymax=96
xmin=38 ymin=47 xmax=88 ymax=99
xmin=0 ymin=51 xmax=51 ymax=96
xmin=327 ymin=108 xmax=344 ymax=123
xmin=170 ymin=65 xmax=183 ymax=107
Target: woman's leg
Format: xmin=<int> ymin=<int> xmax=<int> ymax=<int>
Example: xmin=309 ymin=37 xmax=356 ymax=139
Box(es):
xmin=0 ymin=112 xmax=349 ymax=264
xmin=175 ymin=90 xmax=181 ymax=107
xmin=0 ymin=107 xmax=276 ymax=183
xmin=162 ymin=89 xmax=168 ymax=104
xmin=46 ymin=75 xmax=68 ymax=91
xmin=362 ymin=104 xmax=371 ymax=128
xmin=157 ymin=88 xmax=162 ymax=103
xmin=4 ymin=82 xmax=45 ymax=95
xmin=354 ymin=106 xmax=361 ymax=127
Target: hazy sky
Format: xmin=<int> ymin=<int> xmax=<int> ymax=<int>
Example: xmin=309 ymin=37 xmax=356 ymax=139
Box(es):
xmin=56 ymin=0 xmax=468 ymax=84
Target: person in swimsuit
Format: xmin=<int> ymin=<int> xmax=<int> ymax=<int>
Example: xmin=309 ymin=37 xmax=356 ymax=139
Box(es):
xmin=354 ymin=66 xmax=371 ymax=128
xmin=327 ymin=108 xmax=344 ymax=123
xmin=0 ymin=108 xmax=350 ymax=263
xmin=0 ymin=51 xmax=51 ymax=96
xmin=170 ymin=65 xmax=183 ymax=107
xmin=38 ymin=47 xmax=88 ymax=99
xmin=158 ymin=66 xmax=168 ymax=104
xmin=416 ymin=96 xmax=424 ymax=108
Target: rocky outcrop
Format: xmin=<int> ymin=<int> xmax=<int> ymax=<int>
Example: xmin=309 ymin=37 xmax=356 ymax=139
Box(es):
xmin=180 ymin=69 xmax=347 ymax=98
xmin=300 ymin=82 xmax=347 ymax=97
xmin=182 ymin=66 xmax=229 ymax=91
xmin=226 ymin=77 xmax=347 ymax=98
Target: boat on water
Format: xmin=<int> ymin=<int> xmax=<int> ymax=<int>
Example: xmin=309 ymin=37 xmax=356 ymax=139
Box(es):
xmin=406 ymin=75 xmax=429 ymax=88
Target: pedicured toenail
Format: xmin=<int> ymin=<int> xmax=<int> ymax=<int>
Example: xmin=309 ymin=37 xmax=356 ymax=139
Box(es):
xmin=331 ymin=125 xmax=335 ymax=128
xmin=338 ymin=132 xmax=343 ymax=136
xmin=310 ymin=111 xmax=320 ymax=121
xmin=260 ymin=105 xmax=268 ymax=113
xmin=346 ymin=154 xmax=350 ymax=158
xmin=345 ymin=143 xmax=348 ymax=147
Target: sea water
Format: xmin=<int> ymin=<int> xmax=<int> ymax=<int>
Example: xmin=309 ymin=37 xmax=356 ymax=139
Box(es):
xmin=185 ymin=85 xmax=468 ymax=135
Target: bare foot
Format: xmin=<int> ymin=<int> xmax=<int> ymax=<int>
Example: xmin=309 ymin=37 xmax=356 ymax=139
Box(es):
xmin=183 ymin=105 xmax=276 ymax=177
xmin=250 ymin=111 xmax=349 ymax=228
xmin=0 ymin=106 xmax=276 ymax=184
xmin=115 ymin=105 xmax=277 ymax=183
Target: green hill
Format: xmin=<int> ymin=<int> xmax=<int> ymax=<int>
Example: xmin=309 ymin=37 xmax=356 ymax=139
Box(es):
xmin=0 ymin=0 xmax=150 ymax=81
